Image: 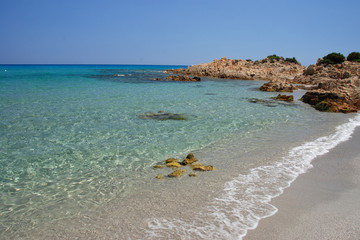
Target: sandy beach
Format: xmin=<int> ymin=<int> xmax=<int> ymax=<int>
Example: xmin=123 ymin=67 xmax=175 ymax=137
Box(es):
xmin=245 ymin=127 xmax=360 ymax=240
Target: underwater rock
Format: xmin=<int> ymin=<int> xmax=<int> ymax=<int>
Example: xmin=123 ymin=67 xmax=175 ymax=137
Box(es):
xmin=138 ymin=111 xmax=187 ymax=121
xmin=275 ymin=94 xmax=294 ymax=102
xmin=165 ymin=158 xmax=178 ymax=163
xmin=248 ymin=98 xmax=277 ymax=107
xmin=182 ymin=153 xmax=198 ymax=165
xmin=166 ymin=162 xmax=182 ymax=168
xmin=168 ymin=169 xmax=186 ymax=177
xmin=192 ymin=165 xmax=216 ymax=171
xmin=156 ymin=174 xmax=164 ymax=180
xmin=189 ymin=173 xmax=198 ymax=177
xmin=153 ymin=165 xmax=165 ymax=169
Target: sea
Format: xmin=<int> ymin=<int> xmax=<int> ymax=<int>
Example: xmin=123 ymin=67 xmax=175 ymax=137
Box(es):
xmin=0 ymin=64 xmax=359 ymax=239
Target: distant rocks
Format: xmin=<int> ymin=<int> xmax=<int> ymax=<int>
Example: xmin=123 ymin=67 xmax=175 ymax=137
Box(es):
xmin=168 ymin=56 xmax=305 ymax=81
xmin=153 ymin=75 xmax=201 ymax=82
xmin=138 ymin=111 xmax=187 ymax=121
xmin=153 ymin=153 xmax=215 ymax=179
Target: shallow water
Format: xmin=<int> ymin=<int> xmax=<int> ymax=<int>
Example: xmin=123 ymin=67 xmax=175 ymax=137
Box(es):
xmin=0 ymin=65 xmax=356 ymax=239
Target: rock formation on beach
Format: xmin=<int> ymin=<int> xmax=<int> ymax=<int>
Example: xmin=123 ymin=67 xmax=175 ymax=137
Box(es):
xmin=166 ymin=53 xmax=360 ymax=113
xmin=295 ymin=60 xmax=360 ymax=113
xmin=168 ymin=56 xmax=305 ymax=81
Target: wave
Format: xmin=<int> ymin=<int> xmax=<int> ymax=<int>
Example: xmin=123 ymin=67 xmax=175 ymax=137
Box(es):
xmin=145 ymin=113 xmax=360 ymax=239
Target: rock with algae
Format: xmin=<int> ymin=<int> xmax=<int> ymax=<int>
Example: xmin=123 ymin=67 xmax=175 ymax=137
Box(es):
xmin=153 ymin=165 xmax=165 ymax=169
xmin=192 ymin=165 xmax=216 ymax=171
xmin=168 ymin=169 xmax=186 ymax=178
xmin=156 ymin=174 xmax=164 ymax=180
xmin=182 ymin=153 xmax=198 ymax=165
xmin=138 ymin=111 xmax=187 ymax=121
xmin=165 ymin=162 xmax=182 ymax=168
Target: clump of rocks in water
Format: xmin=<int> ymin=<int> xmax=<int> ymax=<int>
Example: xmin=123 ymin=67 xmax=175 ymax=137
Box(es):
xmin=153 ymin=153 xmax=216 ymax=179
xmin=138 ymin=111 xmax=187 ymax=121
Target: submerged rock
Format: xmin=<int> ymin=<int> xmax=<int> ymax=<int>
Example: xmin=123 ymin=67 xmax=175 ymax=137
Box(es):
xmin=168 ymin=169 xmax=186 ymax=178
xmin=248 ymin=98 xmax=277 ymax=107
xmin=165 ymin=162 xmax=182 ymax=168
xmin=192 ymin=165 xmax=216 ymax=171
xmin=153 ymin=165 xmax=165 ymax=169
xmin=189 ymin=173 xmax=198 ymax=177
xmin=138 ymin=111 xmax=187 ymax=121
xmin=182 ymin=153 xmax=198 ymax=165
xmin=165 ymin=158 xmax=178 ymax=163
xmin=275 ymin=94 xmax=294 ymax=102
xmin=156 ymin=174 xmax=164 ymax=180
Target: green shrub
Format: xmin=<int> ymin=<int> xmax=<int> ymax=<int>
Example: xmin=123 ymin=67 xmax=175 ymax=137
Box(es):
xmin=261 ymin=59 xmax=268 ymax=63
xmin=319 ymin=52 xmax=345 ymax=65
xmin=246 ymin=59 xmax=252 ymax=62
xmin=285 ymin=57 xmax=299 ymax=64
xmin=347 ymin=52 xmax=360 ymax=62
xmin=267 ymin=54 xmax=282 ymax=61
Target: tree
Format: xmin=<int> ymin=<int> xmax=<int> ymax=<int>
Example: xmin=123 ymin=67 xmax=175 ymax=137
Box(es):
xmin=319 ymin=52 xmax=345 ymax=65
xmin=347 ymin=52 xmax=360 ymax=62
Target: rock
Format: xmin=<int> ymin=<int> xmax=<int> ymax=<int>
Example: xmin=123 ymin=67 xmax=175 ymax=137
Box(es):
xmin=301 ymin=91 xmax=358 ymax=113
xmin=165 ymin=158 xmax=178 ymax=163
xmin=182 ymin=153 xmax=198 ymax=165
xmin=259 ymin=80 xmax=296 ymax=92
xmin=189 ymin=173 xmax=198 ymax=177
xmin=153 ymin=165 xmax=165 ymax=169
xmin=163 ymin=75 xmax=201 ymax=82
xmin=138 ymin=111 xmax=187 ymax=121
xmin=304 ymin=65 xmax=316 ymax=75
xmin=192 ymin=165 xmax=216 ymax=171
xmin=165 ymin=162 xmax=182 ymax=168
xmin=248 ymin=98 xmax=278 ymax=107
xmin=275 ymin=94 xmax=294 ymax=102
xmin=168 ymin=169 xmax=186 ymax=177
xmin=167 ymin=56 xmax=305 ymax=81
xmin=156 ymin=174 xmax=164 ymax=180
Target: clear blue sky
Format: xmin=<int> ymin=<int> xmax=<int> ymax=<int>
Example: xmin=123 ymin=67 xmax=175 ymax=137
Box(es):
xmin=0 ymin=0 xmax=359 ymax=66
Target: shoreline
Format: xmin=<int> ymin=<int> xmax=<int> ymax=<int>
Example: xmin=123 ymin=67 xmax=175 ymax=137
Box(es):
xmin=245 ymin=126 xmax=360 ymax=239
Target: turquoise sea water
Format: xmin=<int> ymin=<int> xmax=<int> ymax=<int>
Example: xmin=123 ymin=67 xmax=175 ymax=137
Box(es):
xmin=0 ymin=65 xmax=358 ymax=239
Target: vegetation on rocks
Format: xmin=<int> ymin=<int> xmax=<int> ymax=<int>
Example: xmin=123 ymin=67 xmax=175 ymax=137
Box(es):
xmin=318 ymin=52 xmax=345 ymax=65
xmin=347 ymin=52 xmax=360 ymax=62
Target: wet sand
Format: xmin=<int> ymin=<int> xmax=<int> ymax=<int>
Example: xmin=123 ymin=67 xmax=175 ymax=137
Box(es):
xmin=245 ymin=128 xmax=360 ymax=240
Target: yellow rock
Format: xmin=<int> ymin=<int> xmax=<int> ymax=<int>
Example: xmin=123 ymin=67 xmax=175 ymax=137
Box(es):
xmin=189 ymin=173 xmax=198 ymax=177
xmin=190 ymin=162 xmax=202 ymax=169
xmin=166 ymin=162 xmax=182 ymax=168
xmin=168 ymin=169 xmax=186 ymax=177
xmin=182 ymin=153 xmax=198 ymax=165
xmin=156 ymin=174 xmax=164 ymax=180
xmin=165 ymin=158 xmax=178 ymax=163
xmin=153 ymin=165 xmax=165 ymax=169
xmin=192 ymin=165 xmax=216 ymax=171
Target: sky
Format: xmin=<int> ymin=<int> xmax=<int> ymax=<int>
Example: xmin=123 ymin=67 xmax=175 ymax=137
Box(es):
xmin=0 ymin=0 xmax=359 ymax=66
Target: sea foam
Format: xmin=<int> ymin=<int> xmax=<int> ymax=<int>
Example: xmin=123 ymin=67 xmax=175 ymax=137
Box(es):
xmin=146 ymin=113 xmax=360 ymax=240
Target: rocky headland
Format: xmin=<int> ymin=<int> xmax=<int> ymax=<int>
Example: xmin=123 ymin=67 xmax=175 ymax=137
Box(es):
xmin=294 ymin=60 xmax=360 ymax=113
xmin=168 ymin=56 xmax=305 ymax=81
xmin=168 ymin=54 xmax=360 ymax=113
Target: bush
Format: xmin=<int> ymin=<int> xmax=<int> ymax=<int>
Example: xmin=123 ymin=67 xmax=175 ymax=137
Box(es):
xmin=267 ymin=54 xmax=282 ymax=61
xmin=261 ymin=59 xmax=268 ymax=63
xmin=285 ymin=57 xmax=299 ymax=64
xmin=347 ymin=52 xmax=360 ymax=62
xmin=319 ymin=52 xmax=345 ymax=65
xmin=246 ymin=59 xmax=252 ymax=62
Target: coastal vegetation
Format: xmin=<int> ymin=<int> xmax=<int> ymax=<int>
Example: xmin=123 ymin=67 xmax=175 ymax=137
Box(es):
xmin=347 ymin=52 xmax=360 ymax=62
xmin=318 ymin=52 xmax=345 ymax=65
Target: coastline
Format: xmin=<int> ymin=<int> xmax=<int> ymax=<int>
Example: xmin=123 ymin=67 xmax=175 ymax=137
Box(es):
xmin=245 ymin=126 xmax=360 ymax=239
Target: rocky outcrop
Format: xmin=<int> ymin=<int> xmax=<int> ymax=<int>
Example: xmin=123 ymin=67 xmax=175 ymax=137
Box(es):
xmin=168 ymin=57 xmax=305 ymax=81
xmin=154 ymin=75 xmax=201 ymax=82
xmin=295 ymin=61 xmax=360 ymax=113
xmin=168 ymin=169 xmax=186 ymax=178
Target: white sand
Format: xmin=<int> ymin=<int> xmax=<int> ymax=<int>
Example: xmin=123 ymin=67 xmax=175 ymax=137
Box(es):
xmin=245 ymin=128 xmax=360 ymax=240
